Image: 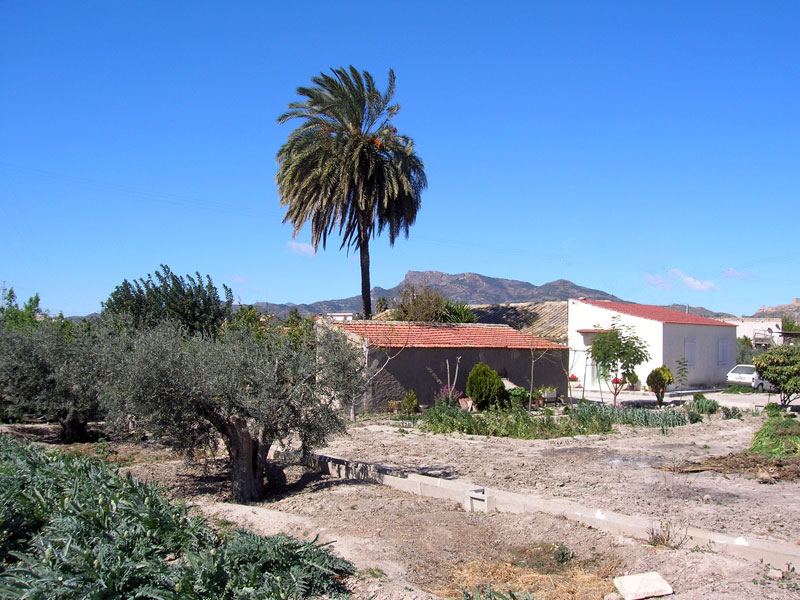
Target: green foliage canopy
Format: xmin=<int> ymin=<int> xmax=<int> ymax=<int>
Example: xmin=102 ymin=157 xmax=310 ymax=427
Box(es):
xmin=276 ymin=66 xmax=427 ymax=319
xmin=0 ymin=319 xmax=104 ymax=440
xmin=753 ymin=345 xmax=800 ymax=405
xmin=105 ymin=320 xmax=367 ymax=502
xmin=0 ymin=288 xmax=45 ymax=329
xmin=390 ymin=284 xmax=477 ymax=323
xmin=102 ymin=264 xmax=233 ymax=338
xmin=587 ymin=319 xmax=650 ymax=405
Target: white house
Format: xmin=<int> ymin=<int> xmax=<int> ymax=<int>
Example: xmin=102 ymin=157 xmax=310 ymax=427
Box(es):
xmin=721 ymin=317 xmax=782 ymax=348
xmin=568 ymin=299 xmax=737 ymax=391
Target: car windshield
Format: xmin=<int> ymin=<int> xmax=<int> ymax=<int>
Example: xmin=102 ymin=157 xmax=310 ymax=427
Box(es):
xmin=731 ymin=365 xmax=755 ymax=375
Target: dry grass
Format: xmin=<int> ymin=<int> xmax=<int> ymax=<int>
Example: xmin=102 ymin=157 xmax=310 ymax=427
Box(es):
xmin=435 ymin=561 xmax=615 ymax=599
xmin=664 ymin=452 xmax=800 ymax=482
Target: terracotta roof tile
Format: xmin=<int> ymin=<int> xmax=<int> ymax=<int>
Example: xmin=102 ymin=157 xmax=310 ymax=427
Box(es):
xmin=578 ymin=300 xmax=736 ymax=327
xmin=332 ymin=321 xmax=566 ymax=350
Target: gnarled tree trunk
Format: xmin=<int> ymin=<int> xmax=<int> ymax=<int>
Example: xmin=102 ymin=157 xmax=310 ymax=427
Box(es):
xmin=223 ymin=416 xmax=273 ymax=503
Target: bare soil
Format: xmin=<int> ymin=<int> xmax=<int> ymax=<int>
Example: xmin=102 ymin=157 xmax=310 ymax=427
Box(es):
xmin=5 ymin=417 xmax=800 ymax=599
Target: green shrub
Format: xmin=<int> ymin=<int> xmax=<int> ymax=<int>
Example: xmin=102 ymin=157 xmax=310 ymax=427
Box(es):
xmin=401 ymin=390 xmax=420 ymax=415
xmin=508 ymin=387 xmax=529 ymax=405
xmin=750 ymin=416 xmax=800 ymax=458
xmin=687 ymin=410 xmax=703 ymax=424
xmin=466 ymin=363 xmax=508 ymax=410
xmin=687 ymin=393 xmax=719 ymax=415
xmin=721 ymin=406 xmax=743 ymax=420
xmin=764 ymin=402 xmax=783 ymax=418
xmin=646 ymin=366 xmax=674 ymax=404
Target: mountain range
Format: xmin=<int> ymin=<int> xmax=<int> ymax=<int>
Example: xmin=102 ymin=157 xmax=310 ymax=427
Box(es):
xmin=251 ymin=270 xmax=621 ymax=318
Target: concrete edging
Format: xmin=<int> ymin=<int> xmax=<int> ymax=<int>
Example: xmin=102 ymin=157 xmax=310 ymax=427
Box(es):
xmin=315 ymin=453 xmax=800 ymax=567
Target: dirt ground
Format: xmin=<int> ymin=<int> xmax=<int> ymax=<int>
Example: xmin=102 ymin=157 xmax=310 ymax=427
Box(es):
xmin=5 ymin=417 xmax=800 ymax=599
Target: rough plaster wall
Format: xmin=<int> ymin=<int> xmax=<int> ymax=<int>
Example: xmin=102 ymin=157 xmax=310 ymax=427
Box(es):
xmin=364 ymin=346 xmax=567 ymax=411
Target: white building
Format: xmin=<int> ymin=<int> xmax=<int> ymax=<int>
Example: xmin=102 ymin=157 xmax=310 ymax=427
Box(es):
xmin=721 ymin=317 xmax=782 ymax=348
xmin=568 ymin=299 xmax=737 ymax=391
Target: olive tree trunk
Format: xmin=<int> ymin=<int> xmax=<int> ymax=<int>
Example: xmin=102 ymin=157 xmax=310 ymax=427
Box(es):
xmin=222 ymin=417 xmax=273 ymax=504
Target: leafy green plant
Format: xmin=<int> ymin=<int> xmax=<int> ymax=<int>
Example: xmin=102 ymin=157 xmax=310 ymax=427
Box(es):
xmin=753 ymin=345 xmax=800 ymax=405
xmin=686 ymin=410 xmax=703 ymax=424
xmin=646 ymin=366 xmax=674 ymax=404
xmin=687 ymin=393 xmax=719 ymax=415
xmin=0 ymin=436 xmax=353 ymax=598
xmin=675 ymin=355 xmax=688 ymax=391
xmin=764 ymin=402 xmax=783 ymax=418
xmin=507 ymin=387 xmax=529 ymax=405
xmin=721 ymin=406 xmax=743 ymax=420
xmin=401 ymin=390 xmax=420 ymax=415
xmin=749 ymin=416 xmax=800 ymax=458
xmin=587 ymin=318 xmax=650 ymax=406
xmin=466 ymin=363 xmax=508 ymax=410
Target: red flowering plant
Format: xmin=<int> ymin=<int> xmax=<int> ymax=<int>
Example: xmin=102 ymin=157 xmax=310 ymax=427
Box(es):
xmin=568 ymin=374 xmax=579 ymax=382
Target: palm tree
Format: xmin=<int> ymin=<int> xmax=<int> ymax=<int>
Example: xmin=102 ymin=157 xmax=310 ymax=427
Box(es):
xmin=276 ymin=66 xmax=427 ymax=319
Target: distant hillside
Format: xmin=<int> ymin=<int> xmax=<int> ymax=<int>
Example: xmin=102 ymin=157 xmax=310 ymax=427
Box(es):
xmin=251 ymin=270 xmax=622 ymax=318
xmin=752 ymin=299 xmax=800 ymax=320
xmin=662 ymin=304 xmax=735 ymax=320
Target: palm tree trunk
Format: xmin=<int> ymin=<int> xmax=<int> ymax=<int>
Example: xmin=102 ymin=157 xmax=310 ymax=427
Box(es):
xmin=359 ymin=236 xmax=372 ymax=319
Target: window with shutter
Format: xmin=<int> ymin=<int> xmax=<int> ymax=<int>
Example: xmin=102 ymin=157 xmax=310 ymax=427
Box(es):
xmin=685 ymin=338 xmax=697 ymax=366
xmin=718 ymin=339 xmax=734 ymax=365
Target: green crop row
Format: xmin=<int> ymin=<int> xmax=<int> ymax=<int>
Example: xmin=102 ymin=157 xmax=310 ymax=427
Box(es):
xmin=421 ymin=400 xmax=689 ymax=440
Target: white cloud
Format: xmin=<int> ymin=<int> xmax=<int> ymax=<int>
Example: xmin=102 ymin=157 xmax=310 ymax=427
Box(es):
xmin=669 ymin=269 xmax=718 ymax=291
xmin=286 ymin=241 xmax=316 ymax=257
xmin=645 ymin=269 xmax=718 ymax=292
xmin=722 ymin=268 xmax=750 ymax=280
xmin=230 ymin=274 xmax=247 ymax=283
xmin=645 ymin=273 xmax=672 ymax=290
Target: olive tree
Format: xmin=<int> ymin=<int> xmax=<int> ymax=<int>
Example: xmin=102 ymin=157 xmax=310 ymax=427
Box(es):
xmin=587 ymin=318 xmax=650 ymax=406
xmin=105 ymin=321 xmax=367 ymax=503
xmin=754 ymin=345 xmax=800 ymax=405
xmin=0 ymin=319 xmax=103 ymax=440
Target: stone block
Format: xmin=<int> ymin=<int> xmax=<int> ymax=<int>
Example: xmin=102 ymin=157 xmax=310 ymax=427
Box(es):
xmin=613 ymin=571 xmax=673 ymax=600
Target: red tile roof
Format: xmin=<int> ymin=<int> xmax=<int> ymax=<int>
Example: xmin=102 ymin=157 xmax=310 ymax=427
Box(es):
xmin=331 ymin=321 xmax=566 ymax=350
xmin=577 ymin=299 xmax=736 ymax=327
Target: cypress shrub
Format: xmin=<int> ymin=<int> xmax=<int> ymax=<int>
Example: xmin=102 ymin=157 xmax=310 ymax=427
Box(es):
xmin=465 ymin=363 xmax=508 ymax=410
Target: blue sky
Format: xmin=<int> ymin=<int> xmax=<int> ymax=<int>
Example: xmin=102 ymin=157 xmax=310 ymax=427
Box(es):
xmin=1 ymin=1 xmax=797 ymax=317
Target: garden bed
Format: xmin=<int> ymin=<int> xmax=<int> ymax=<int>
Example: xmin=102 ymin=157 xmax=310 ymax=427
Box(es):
xmin=4 ymin=417 xmax=800 ymax=599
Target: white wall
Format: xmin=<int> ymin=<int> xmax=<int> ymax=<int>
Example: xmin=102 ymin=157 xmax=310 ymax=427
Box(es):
xmin=567 ymin=300 xmax=663 ymax=391
xmin=663 ymin=323 xmax=737 ymax=387
xmin=722 ymin=317 xmax=782 ymax=346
